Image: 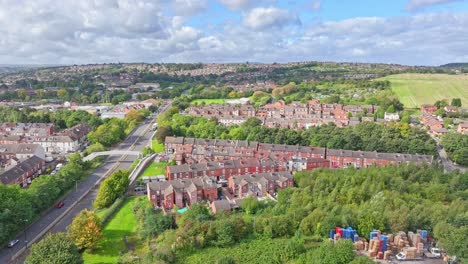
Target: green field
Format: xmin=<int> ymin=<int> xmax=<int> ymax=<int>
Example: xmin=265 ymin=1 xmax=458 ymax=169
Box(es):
xmin=190 ymin=98 xmax=226 ymax=105
xmin=141 ymin=161 xmax=167 ymax=177
xmin=379 ymin=73 xmax=468 ymax=108
xmin=83 ymin=198 xmax=137 ymax=264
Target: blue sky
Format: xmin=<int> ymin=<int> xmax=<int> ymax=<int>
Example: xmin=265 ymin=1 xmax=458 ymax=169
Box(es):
xmin=0 ymin=0 xmax=467 ymax=65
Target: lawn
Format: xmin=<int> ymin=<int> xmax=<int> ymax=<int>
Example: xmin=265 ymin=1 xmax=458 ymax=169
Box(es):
xmin=151 ymin=139 xmax=164 ymax=153
xmin=83 ymin=198 xmax=137 ymax=264
xmin=378 ymin=73 xmax=468 ymax=108
xmin=141 ymin=161 xmax=167 ymax=177
xmin=190 ymin=98 xmax=226 ymax=105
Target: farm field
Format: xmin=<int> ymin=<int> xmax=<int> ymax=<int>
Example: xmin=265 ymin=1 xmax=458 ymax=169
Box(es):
xmin=378 ymin=73 xmax=468 ymax=108
xmin=190 ymin=98 xmax=226 ymax=105
xmin=83 ymin=198 xmax=137 ymax=264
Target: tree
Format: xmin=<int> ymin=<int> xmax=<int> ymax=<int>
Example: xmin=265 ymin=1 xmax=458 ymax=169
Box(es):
xmin=57 ymin=88 xmax=69 ymax=101
xmin=94 ymin=170 xmax=129 ymax=209
xmin=68 ymin=209 xmax=102 ymax=250
xmin=451 ymin=98 xmax=462 ymax=107
xmin=155 ymin=126 xmax=173 ymax=144
xmin=142 ymin=146 xmax=155 ymax=156
xmin=241 ymin=196 xmax=262 ymax=214
xmin=25 ymin=233 xmax=82 ymax=264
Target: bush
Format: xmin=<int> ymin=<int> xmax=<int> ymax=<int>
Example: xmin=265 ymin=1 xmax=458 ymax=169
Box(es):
xmin=25 ymin=233 xmax=82 ymax=264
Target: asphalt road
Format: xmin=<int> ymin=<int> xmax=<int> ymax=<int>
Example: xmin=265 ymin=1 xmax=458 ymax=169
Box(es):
xmin=430 ymin=134 xmax=467 ymax=173
xmin=0 ymin=113 xmax=158 ymax=264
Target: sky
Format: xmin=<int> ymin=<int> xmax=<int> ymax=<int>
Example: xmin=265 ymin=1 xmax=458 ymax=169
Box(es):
xmin=0 ymin=0 xmax=467 ymax=66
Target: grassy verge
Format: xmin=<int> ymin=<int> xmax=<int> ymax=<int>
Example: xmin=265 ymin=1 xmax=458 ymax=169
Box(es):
xmin=141 ymin=161 xmax=167 ymax=177
xmin=152 ymin=139 xmax=165 ymax=153
xmin=190 ymin=98 xmax=226 ymax=105
xmin=83 ymin=197 xmax=137 ymax=264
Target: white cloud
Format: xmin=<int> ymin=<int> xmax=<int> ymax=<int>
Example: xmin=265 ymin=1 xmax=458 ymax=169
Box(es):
xmin=218 ymin=0 xmax=275 ymax=11
xmin=0 ymin=0 xmax=467 ymax=66
xmin=243 ymin=7 xmax=301 ymax=30
xmin=405 ymin=0 xmax=463 ymax=11
xmin=172 ymin=0 xmax=208 ymax=15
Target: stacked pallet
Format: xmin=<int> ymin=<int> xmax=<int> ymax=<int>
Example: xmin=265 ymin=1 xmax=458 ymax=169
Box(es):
xmin=403 ymin=247 xmax=418 ymax=259
xmin=354 ymin=240 xmax=365 ymax=250
xmin=383 ymin=250 xmax=392 ymax=260
xmin=367 ymin=238 xmax=380 ymax=258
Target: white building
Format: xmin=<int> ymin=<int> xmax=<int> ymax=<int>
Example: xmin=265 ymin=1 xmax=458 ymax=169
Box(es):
xmin=384 ymin=112 xmax=400 ymax=121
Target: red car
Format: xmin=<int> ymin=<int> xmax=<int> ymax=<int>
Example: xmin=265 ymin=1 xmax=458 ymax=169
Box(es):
xmin=56 ymin=201 xmax=64 ymax=208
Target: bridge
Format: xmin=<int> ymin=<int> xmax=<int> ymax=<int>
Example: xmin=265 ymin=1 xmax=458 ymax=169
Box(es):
xmin=83 ymin=151 xmax=142 ymax=161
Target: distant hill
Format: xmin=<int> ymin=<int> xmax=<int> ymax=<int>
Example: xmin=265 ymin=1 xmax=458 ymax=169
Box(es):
xmin=440 ymin=63 xmax=468 ymax=68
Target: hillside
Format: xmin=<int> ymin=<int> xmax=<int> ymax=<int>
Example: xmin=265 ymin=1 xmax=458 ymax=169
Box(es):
xmin=378 ymin=73 xmax=468 ymax=108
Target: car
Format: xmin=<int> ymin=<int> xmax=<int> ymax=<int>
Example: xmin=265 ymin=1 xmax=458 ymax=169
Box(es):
xmin=396 ymin=252 xmax=406 ymax=260
xmin=56 ymin=201 xmax=64 ymax=208
xmin=7 ymin=239 xmax=19 ymax=248
xmin=430 ymin=248 xmax=442 ymax=258
xmin=134 ymin=186 xmax=145 ymax=192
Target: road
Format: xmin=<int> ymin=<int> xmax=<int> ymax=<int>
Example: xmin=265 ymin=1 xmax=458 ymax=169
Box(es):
xmin=430 ymin=134 xmax=467 ymax=173
xmin=0 ymin=105 xmax=168 ymax=264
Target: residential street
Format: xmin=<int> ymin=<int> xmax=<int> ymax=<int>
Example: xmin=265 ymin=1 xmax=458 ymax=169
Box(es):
xmin=0 ymin=111 xmax=161 ymax=264
xmin=430 ymin=135 xmax=467 ymax=173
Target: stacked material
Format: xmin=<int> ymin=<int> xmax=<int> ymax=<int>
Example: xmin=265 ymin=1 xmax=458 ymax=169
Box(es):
xmin=354 ymin=240 xmax=365 ymax=250
xmin=403 ymin=247 xmax=418 ymax=259
xmin=367 ymin=238 xmax=380 ymax=258
xmin=384 ymin=250 xmax=392 ymax=260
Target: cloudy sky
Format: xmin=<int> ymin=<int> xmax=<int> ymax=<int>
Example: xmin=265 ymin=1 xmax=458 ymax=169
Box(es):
xmin=0 ymin=0 xmax=467 ymax=65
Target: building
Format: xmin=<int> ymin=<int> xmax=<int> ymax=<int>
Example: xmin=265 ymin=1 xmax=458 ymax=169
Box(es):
xmin=0 ymin=156 xmax=45 ymax=186
xmin=166 ymin=159 xmax=282 ymax=181
xmin=164 ymin=137 xmax=434 ymax=171
xmin=420 ymin=104 xmax=437 ymax=113
xmin=288 ymin=157 xmax=330 ymax=171
xmin=458 ymin=123 xmax=468 ymax=134
xmin=210 ymin=200 xmax=233 ymax=214
xmin=0 ymin=144 xmax=46 ymax=160
xmin=228 ymin=171 xmax=294 ymax=199
xmin=146 ymin=176 xmax=218 ymax=210
xmin=35 ymin=124 xmax=92 ymax=153
xmin=384 ymin=112 xmax=400 ymax=121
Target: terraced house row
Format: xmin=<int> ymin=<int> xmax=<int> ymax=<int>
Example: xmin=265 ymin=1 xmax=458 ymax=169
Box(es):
xmin=185 ymin=100 xmax=386 ymax=128
xmin=164 ymin=136 xmax=434 ymax=177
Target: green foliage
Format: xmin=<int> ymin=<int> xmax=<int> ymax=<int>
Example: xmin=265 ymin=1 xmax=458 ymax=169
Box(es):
xmin=241 ymin=196 xmax=263 ymax=214
xmin=133 ymin=197 xmax=173 ymax=239
xmin=298 ymin=240 xmax=355 ymax=264
xmin=25 ymin=233 xmax=82 ymax=264
xmin=87 ymin=118 xmax=127 ymax=147
xmin=155 ymin=126 xmax=173 ymax=144
xmin=142 ymin=146 xmax=155 ymax=156
xmin=451 ymin=98 xmax=462 ymax=107
xmin=94 ymin=170 xmax=130 ymax=209
xmin=441 ymin=133 xmax=468 ymax=166
xmin=68 ymin=209 xmax=103 ymax=250
xmin=434 ymin=221 xmax=468 ymax=261
xmin=164 ymin=114 xmax=436 ymax=155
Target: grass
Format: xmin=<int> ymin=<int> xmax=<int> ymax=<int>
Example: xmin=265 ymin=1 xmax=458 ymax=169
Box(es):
xmin=83 ymin=198 xmax=137 ymax=264
xmin=378 ymin=73 xmax=468 ymax=108
xmin=141 ymin=161 xmax=167 ymax=177
xmin=190 ymin=98 xmax=226 ymax=105
xmin=151 ymin=139 xmax=164 ymax=153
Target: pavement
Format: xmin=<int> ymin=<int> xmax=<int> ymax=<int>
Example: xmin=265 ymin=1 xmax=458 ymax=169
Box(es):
xmin=0 ymin=107 xmax=168 ymax=264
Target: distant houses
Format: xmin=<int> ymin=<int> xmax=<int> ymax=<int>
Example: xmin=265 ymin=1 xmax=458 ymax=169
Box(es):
xmin=185 ymin=100 xmax=383 ymax=129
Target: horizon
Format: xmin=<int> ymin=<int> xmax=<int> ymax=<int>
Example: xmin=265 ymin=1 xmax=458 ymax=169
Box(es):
xmin=1 ymin=0 xmax=468 ymax=66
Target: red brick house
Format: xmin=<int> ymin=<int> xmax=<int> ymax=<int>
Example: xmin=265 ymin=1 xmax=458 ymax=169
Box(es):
xmin=146 ymin=176 xmax=218 ymax=210
xmin=420 ymin=104 xmax=437 ymax=113
xmin=228 ymin=171 xmax=293 ymax=198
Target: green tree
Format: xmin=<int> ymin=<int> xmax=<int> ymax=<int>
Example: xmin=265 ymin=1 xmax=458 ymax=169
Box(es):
xmin=451 ymin=98 xmax=462 ymax=107
xmin=241 ymin=196 xmax=262 ymax=214
xmin=68 ymin=210 xmax=102 ymax=250
xmin=25 ymin=233 xmax=82 ymax=264
xmin=216 ymin=256 xmax=236 ymax=264
xmin=155 ymin=126 xmax=173 ymax=144
xmin=94 ymin=170 xmax=129 ymax=209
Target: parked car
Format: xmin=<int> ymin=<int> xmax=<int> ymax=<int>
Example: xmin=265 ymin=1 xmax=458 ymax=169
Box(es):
xmin=134 ymin=186 xmax=145 ymax=192
xmin=56 ymin=201 xmax=64 ymax=208
xmin=430 ymin=248 xmax=442 ymax=258
xmin=396 ymin=252 xmax=406 ymax=260
xmin=7 ymin=239 xmax=19 ymax=248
